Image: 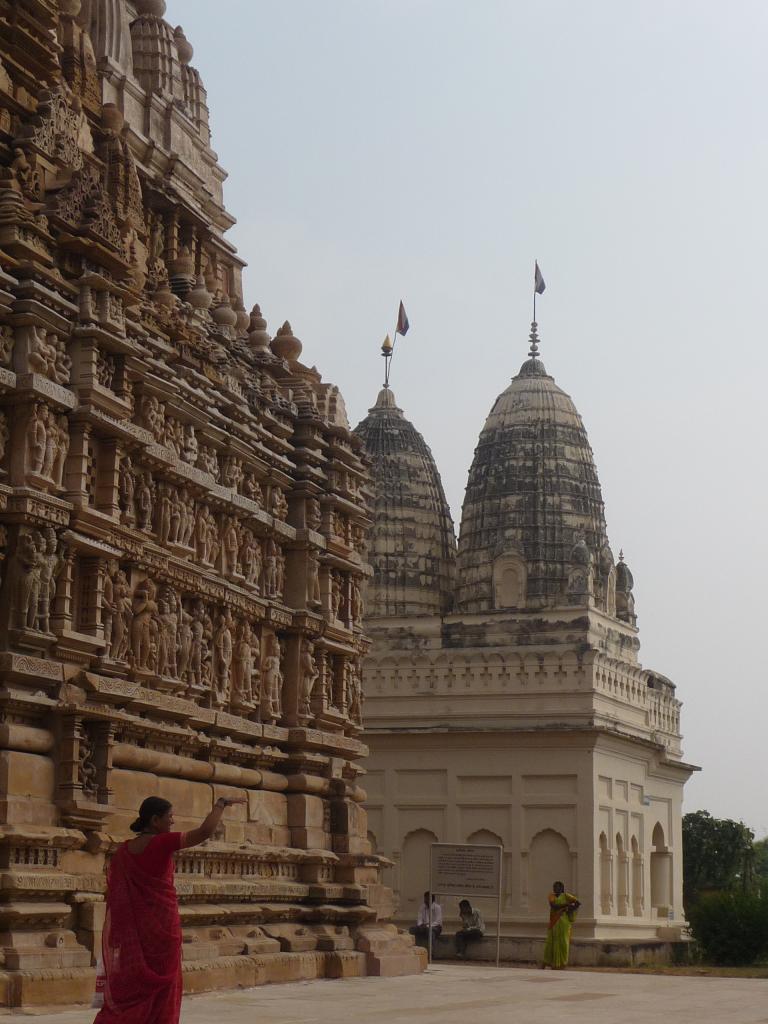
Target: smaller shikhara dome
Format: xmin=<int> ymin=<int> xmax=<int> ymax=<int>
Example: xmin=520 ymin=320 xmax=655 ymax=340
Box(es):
xmin=456 ymin=324 xmax=613 ymax=613
xmin=354 ymin=387 xmax=456 ymax=617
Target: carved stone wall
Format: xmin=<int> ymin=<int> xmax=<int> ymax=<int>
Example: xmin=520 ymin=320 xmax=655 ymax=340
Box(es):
xmin=0 ymin=0 xmax=423 ymax=1008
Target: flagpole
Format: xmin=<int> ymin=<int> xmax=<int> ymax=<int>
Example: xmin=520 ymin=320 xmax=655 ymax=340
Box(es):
xmin=533 ymin=260 xmax=537 ymax=324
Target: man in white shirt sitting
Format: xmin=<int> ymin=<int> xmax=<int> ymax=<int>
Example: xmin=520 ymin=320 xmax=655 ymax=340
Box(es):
xmin=409 ymin=891 xmax=443 ymax=948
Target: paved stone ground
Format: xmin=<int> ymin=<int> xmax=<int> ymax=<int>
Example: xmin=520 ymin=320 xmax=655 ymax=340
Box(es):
xmin=7 ymin=964 xmax=768 ymax=1023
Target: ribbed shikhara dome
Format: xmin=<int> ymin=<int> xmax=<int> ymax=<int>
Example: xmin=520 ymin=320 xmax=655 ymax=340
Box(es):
xmin=456 ymin=327 xmax=610 ymax=613
xmin=355 ymin=387 xmax=456 ymax=617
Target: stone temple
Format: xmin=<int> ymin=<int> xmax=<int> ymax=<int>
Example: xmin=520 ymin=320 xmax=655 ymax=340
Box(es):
xmin=355 ymin=323 xmax=696 ymax=957
xmin=0 ymin=0 xmax=423 ymax=1008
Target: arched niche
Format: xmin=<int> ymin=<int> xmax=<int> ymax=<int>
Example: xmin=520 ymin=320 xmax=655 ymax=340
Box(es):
xmin=599 ymin=832 xmax=612 ymax=914
xmin=616 ymin=833 xmax=629 ymax=916
xmin=492 ymin=554 xmax=527 ymax=609
xmin=528 ymin=829 xmax=572 ymax=917
xmin=401 ymin=828 xmax=438 ymax=918
xmin=650 ymin=823 xmax=672 ymax=917
xmin=631 ymin=835 xmax=644 ymax=916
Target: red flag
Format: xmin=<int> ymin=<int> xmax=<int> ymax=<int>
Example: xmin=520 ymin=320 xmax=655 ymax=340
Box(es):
xmin=396 ymin=301 xmax=410 ymax=337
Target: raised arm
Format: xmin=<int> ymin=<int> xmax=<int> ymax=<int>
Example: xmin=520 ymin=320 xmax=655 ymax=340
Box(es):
xmin=180 ymin=795 xmax=246 ymax=849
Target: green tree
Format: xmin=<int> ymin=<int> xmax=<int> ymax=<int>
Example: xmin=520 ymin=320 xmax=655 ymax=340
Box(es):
xmin=682 ymin=810 xmax=754 ymax=908
xmin=753 ymin=837 xmax=768 ymax=881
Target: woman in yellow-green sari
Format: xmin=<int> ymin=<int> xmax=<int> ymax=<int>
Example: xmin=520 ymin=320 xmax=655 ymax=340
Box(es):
xmin=542 ymin=881 xmax=580 ymax=969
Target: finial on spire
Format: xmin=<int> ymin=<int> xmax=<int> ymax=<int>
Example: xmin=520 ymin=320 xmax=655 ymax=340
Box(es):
xmin=381 ymin=334 xmax=393 ymax=388
xmin=528 ymin=321 xmax=540 ymax=359
xmin=618 ymin=549 xmax=625 ymax=562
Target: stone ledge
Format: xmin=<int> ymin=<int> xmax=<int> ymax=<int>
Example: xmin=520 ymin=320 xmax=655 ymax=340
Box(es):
xmin=426 ymin=933 xmax=690 ymax=967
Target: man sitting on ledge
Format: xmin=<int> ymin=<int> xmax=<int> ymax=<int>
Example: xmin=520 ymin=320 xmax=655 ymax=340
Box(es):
xmin=455 ymin=899 xmax=485 ymax=959
xmin=410 ymin=891 xmax=443 ymax=948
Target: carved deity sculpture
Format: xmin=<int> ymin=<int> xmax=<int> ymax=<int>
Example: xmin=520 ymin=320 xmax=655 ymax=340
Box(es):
xmin=271 ymin=487 xmax=288 ymax=522
xmin=52 ymin=415 xmax=69 ymax=488
xmin=262 ymin=634 xmax=283 ymax=722
xmin=330 ymin=572 xmax=342 ymax=622
xmin=263 ymin=538 xmax=278 ymax=598
xmin=220 ymin=516 xmax=240 ymax=577
xmin=130 ymin=578 xmax=159 ymax=672
xmin=135 ymin=473 xmax=154 ymax=531
xmin=157 ymin=484 xmax=172 ymax=545
xmin=111 ymin=568 xmax=132 ymax=662
xmin=347 ymin=658 xmax=363 ymax=725
xmin=12 ymin=530 xmax=42 ymax=630
xmin=298 ymin=640 xmax=318 ymax=717
xmin=189 ymin=599 xmax=212 ymax=692
xmin=181 ymin=424 xmax=198 ymax=465
xmin=212 ymin=610 xmax=233 ymax=706
xmin=307 ymin=497 xmax=322 ymax=531
xmin=26 ymin=403 xmax=47 ymax=476
xmin=221 ymin=455 xmax=243 ymax=491
xmin=232 ymin=618 xmax=254 ymax=708
xmin=38 ymin=526 xmax=62 ymax=634
xmin=243 ymin=474 xmax=263 ymax=506
xmin=118 ymin=455 xmax=135 ymax=523
xmin=157 ymin=586 xmax=179 ymax=678
xmin=350 ymin=577 xmax=363 ymax=624
xmin=308 ymin=553 xmax=321 ymax=607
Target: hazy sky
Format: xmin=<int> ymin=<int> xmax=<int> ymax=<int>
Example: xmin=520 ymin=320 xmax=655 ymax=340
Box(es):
xmin=174 ymin=1 xmax=768 ymax=834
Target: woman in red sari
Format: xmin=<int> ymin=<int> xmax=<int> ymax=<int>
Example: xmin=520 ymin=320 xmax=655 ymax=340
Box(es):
xmin=94 ymin=794 xmax=244 ymax=1024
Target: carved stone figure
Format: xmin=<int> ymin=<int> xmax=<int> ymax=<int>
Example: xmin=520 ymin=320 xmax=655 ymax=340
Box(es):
xmin=243 ymin=474 xmax=263 ymax=505
xmin=157 ymin=484 xmax=172 ymax=545
xmin=232 ymin=619 xmax=254 ymax=707
xmin=52 ymin=415 xmax=69 ymax=488
xmin=181 ymin=424 xmax=198 ymax=465
xmin=262 ymin=633 xmax=283 ymax=721
xmin=263 ymin=539 xmax=278 ymax=598
xmin=38 ymin=527 xmax=63 ymax=634
xmin=118 ymin=456 xmax=135 ymax=523
xmin=308 ymin=553 xmax=321 ymax=607
xmin=135 ymin=473 xmax=154 ymax=531
xmin=220 ymin=516 xmax=240 ymax=577
xmin=331 ymin=572 xmax=342 ymax=621
xmin=189 ymin=599 xmax=212 ymax=691
xmin=112 ymin=568 xmax=132 ymax=663
xmin=350 ymin=577 xmax=363 ymax=623
xmin=212 ymin=610 xmax=233 ymax=706
xmin=271 ymin=487 xmax=288 ymax=521
xmin=130 ymin=578 xmax=159 ymax=672
xmin=221 ymin=455 xmax=243 ymax=491
xmin=347 ymin=658 xmax=363 ymax=725
xmin=299 ymin=641 xmax=318 ymax=717
xmin=12 ymin=531 xmax=42 ymax=630
xmin=157 ymin=586 xmax=179 ymax=678
xmin=307 ymin=497 xmax=322 ymax=531
xmin=26 ymin=403 xmax=47 ymax=476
